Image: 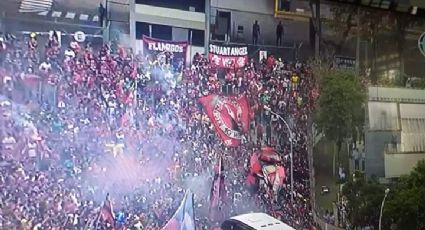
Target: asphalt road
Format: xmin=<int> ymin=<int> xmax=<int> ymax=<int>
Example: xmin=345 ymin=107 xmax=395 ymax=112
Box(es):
xmin=0 ymin=0 xmax=109 ymax=34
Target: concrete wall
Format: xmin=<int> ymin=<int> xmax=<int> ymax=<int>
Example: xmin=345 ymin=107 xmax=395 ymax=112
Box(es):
xmin=365 ymin=131 xmax=401 ymax=178
xmin=211 ymin=0 xmax=275 ymax=14
xmin=210 ymin=8 xmax=310 ymax=46
xmin=385 ymin=152 xmax=425 ymax=178
xmin=134 ymin=4 xmax=206 ymax=30
xmin=210 ymin=0 xmax=310 ymax=46
xmin=368 ymin=86 xmax=425 ymax=103
xmin=367 ymin=102 xmax=400 ymax=131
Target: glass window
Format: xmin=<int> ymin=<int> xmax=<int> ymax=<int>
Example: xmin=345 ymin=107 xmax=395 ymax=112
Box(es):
xmin=136 ymin=22 xmax=149 ymax=39
xmin=152 ymin=24 xmax=172 ymax=40
xmin=135 ymin=22 xmax=173 ymax=40
xmin=189 ymin=29 xmax=205 ymax=47
xmin=136 ymin=0 xmax=205 ymax=13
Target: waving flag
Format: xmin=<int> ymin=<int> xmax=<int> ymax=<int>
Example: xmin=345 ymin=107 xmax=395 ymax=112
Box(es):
xmin=161 ymin=190 xmax=196 ymax=230
xmin=237 ymin=95 xmax=251 ymax=134
xmin=199 ymin=94 xmax=251 ymax=147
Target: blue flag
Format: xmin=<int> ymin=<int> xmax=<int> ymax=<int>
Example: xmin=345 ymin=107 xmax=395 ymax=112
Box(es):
xmin=161 ymin=190 xmax=196 ymax=230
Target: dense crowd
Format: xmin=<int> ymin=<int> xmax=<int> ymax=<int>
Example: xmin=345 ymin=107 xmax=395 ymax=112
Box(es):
xmin=0 ymin=32 xmax=317 ymax=229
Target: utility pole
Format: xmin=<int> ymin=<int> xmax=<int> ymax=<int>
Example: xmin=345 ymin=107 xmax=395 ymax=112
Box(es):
xmin=314 ymin=0 xmax=321 ymax=60
xmin=356 ymin=6 xmax=360 ymax=76
xmin=204 ymin=0 xmax=211 ymax=56
xmin=129 ymin=0 xmax=136 ymax=49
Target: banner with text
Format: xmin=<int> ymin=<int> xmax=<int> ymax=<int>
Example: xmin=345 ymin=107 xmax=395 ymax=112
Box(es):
xmin=208 ymin=44 xmax=249 ymax=69
xmin=143 ymin=35 xmax=188 ymax=66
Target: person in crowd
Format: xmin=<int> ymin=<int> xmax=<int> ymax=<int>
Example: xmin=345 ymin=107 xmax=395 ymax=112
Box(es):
xmin=99 ymin=3 xmax=107 ymax=27
xmin=352 ymin=148 xmax=359 ymax=171
xmin=252 ymin=20 xmax=260 ymax=45
xmin=276 ymin=21 xmax=284 ymax=46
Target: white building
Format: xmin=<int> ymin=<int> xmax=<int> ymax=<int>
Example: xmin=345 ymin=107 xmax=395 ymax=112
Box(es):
xmin=129 ymin=0 xmax=207 ymax=57
xmin=365 ymin=87 xmax=425 ymax=178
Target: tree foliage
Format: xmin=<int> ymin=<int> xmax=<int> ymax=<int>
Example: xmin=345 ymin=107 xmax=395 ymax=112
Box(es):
xmin=343 ymin=161 xmax=425 ymax=229
xmin=324 ymin=4 xmax=422 ymax=85
xmin=384 ymin=160 xmax=425 ymax=230
xmin=342 ymin=173 xmax=386 ymax=228
xmin=314 ymin=69 xmax=365 ymax=145
xmin=324 ymin=5 xmax=357 ymax=54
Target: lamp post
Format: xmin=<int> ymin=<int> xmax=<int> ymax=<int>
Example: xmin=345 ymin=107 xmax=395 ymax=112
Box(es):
xmin=379 ymin=188 xmax=390 ymax=230
xmin=264 ymin=106 xmax=294 ymax=203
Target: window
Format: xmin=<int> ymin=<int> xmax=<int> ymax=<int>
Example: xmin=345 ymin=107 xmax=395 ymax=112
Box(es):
xmin=136 ymin=0 xmax=205 ymax=13
xmin=136 ymin=22 xmax=150 ymax=39
xmin=136 ymin=22 xmax=172 ymax=40
xmin=152 ymin=24 xmax=172 ymax=41
xmin=189 ymin=29 xmax=205 ymax=47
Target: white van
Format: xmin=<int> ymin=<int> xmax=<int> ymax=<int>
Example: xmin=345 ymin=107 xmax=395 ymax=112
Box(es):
xmin=221 ymin=212 xmax=295 ymax=230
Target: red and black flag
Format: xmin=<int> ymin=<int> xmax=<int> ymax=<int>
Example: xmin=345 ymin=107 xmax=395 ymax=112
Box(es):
xmin=199 ymin=94 xmax=251 ymax=146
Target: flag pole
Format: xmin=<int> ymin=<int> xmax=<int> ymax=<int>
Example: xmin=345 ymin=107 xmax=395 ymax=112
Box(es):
xmin=192 ymin=191 xmax=197 ymax=230
xmin=94 ymin=208 xmax=102 ymax=230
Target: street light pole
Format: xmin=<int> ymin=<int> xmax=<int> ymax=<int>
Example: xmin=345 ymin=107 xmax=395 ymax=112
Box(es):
xmin=379 ymin=188 xmax=390 ymax=230
xmin=264 ymin=106 xmax=294 ymax=203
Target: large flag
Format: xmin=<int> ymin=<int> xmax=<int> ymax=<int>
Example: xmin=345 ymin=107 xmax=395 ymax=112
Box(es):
xmin=238 ymin=95 xmax=251 ymax=134
xmin=209 ymin=157 xmax=225 ymax=221
xmin=161 ymin=190 xmax=196 ymax=230
xmin=199 ymin=95 xmax=251 ymax=147
xmin=142 ymin=35 xmax=188 ymax=67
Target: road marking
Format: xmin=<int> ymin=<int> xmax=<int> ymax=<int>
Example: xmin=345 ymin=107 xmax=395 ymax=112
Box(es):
xmin=37 ymin=11 xmax=49 ymax=16
xmin=19 ymin=0 xmax=53 ymax=13
xmin=79 ymin=14 xmax=89 ymax=21
xmin=23 ymin=8 xmax=99 ymax=25
xmin=51 ymin=11 xmax=62 ymax=18
xmin=65 ymin=12 xmax=76 ymax=19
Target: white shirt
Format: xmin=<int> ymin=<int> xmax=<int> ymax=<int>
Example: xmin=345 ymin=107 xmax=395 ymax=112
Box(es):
xmin=28 ymin=142 xmax=37 ymax=157
xmin=2 ymin=136 xmax=16 ymax=150
xmin=39 ymin=62 xmax=51 ymax=72
xmin=64 ymin=49 xmax=75 ymax=58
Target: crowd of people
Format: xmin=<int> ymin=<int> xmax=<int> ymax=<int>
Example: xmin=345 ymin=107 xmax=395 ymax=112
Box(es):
xmin=0 ymin=32 xmax=317 ymax=229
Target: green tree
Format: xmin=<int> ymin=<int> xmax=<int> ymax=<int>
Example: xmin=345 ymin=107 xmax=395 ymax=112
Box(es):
xmin=314 ymin=69 xmax=365 ymax=152
xmin=384 ymin=160 xmax=425 ymax=230
xmin=342 ymin=173 xmax=386 ymax=228
xmin=323 ymin=5 xmax=357 ymax=55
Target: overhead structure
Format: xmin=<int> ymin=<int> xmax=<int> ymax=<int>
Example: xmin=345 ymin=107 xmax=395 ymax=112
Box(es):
xmin=325 ymin=0 xmax=425 ymax=16
xmin=274 ymin=0 xmax=425 ymax=20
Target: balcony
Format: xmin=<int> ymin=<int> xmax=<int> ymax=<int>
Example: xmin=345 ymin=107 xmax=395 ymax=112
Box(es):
xmin=134 ymin=4 xmax=205 ymax=31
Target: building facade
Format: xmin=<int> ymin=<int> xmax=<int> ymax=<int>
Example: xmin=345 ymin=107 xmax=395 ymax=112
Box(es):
xmin=365 ymin=87 xmax=425 ymax=178
xmin=128 ymin=0 xmax=317 ymax=61
xmin=129 ymin=0 xmax=207 ymax=58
